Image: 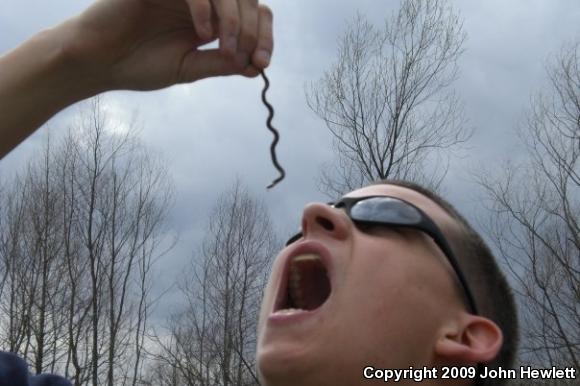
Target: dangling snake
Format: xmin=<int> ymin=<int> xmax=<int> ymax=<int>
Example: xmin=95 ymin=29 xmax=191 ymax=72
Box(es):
xmin=260 ymin=70 xmax=285 ymax=189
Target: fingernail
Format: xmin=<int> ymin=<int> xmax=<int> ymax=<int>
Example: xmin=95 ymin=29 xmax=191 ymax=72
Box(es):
xmin=255 ymin=50 xmax=271 ymax=67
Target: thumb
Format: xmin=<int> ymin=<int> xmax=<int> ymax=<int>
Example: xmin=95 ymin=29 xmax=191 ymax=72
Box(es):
xmin=180 ymin=49 xmax=254 ymax=82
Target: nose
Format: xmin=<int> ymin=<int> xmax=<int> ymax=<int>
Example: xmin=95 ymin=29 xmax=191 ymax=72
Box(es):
xmin=300 ymin=202 xmax=351 ymax=243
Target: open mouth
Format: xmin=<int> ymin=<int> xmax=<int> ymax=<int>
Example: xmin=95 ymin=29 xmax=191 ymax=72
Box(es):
xmin=274 ymin=253 xmax=331 ymax=314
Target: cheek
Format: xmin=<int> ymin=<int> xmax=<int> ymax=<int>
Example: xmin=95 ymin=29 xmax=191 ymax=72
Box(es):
xmin=345 ymin=243 xmax=410 ymax=307
xmin=338 ymin=256 xmax=408 ymax=335
xmin=350 ymin=265 xmax=408 ymax=327
xmin=335 ymin=246 xmax=444 ymax=362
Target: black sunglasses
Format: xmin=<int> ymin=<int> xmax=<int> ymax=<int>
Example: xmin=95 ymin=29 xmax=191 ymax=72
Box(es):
xmin=285 ymin=195 xmax=479 ymax=315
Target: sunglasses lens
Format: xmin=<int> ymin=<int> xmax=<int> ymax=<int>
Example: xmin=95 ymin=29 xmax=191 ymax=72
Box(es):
xmin=285 ymin=198 xmax=422 ymax=246
xmin=351 ymin=197 xmax=422 ymax=224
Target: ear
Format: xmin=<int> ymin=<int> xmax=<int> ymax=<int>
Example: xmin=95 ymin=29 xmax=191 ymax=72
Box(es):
xmin=435 ymin=314 xmax=503 ymax=364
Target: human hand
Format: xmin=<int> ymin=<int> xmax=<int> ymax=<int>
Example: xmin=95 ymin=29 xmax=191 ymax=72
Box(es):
xmin=64 ymin=0 xmax=274 ymax=92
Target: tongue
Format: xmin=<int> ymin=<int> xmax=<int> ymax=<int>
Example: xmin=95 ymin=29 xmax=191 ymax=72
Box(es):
xmin=291 ymin=256 xmax=331 ymax=311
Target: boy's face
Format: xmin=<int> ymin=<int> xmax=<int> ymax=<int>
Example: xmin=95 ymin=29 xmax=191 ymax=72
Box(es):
xmin=256 ymin=184 xmax=467 ymax=386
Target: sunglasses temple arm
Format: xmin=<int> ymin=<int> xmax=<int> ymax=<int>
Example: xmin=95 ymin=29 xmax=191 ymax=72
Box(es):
xmin=436 ymin=239 xmax=479 ymax=315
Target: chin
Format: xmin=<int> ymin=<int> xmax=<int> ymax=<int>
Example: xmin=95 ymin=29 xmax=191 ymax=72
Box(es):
xmin=256 ymin=341 xmax=305 ymax=379
xmin=256 ymin=342 xmax=331 ymax=386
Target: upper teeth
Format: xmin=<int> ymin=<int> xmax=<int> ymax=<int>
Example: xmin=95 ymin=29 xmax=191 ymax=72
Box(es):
xmin=292 ymin=253 xmax=321 ymax=262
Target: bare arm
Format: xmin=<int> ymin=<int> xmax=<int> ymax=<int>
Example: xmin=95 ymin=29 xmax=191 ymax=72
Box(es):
xmin=0 ymin=0 xmax=274 ymax=159
xmin=0 ymin=24 xmax=87 ymax=158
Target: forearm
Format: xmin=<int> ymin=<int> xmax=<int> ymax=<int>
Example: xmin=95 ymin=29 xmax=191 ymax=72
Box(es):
xmin=0 ymin=0 xmax=274 ymax=160
xmin=0 ymin=21 xmax=99 ymax=159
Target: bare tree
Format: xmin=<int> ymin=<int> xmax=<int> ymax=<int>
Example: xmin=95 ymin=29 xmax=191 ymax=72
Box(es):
xmin=477 ymin=42 xmax=579 ymax=370
xmin=0 ymin=176 xmax=35 ymax=356
xmin=307 ymin=0 xmax=469 ymax=197
xmin=0 ymin=140 xmax=71 ymax=373
xmin=0 ymin=97 xmax=172 ymax=386
xmin=149 ymin=180 xmax=278 ymax=386
xmin=0 ymin=183 xmax=6 ymax=299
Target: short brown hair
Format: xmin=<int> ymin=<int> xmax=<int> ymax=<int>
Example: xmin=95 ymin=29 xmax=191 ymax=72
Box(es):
xmin=373 ymin=179 xmax=519 ymax=385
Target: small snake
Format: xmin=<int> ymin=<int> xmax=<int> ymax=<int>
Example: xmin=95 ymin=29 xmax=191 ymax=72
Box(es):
xmin=260 ymin=70 xmax=285 ymax=189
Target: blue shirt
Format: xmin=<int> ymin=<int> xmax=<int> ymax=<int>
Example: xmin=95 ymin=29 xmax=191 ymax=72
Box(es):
xmin=0 ymin=352 xmax=71 ymax=386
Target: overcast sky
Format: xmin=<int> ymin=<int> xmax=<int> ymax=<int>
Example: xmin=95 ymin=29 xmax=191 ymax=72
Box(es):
xmin=1 ymin=0 xmax=579 ymax=319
